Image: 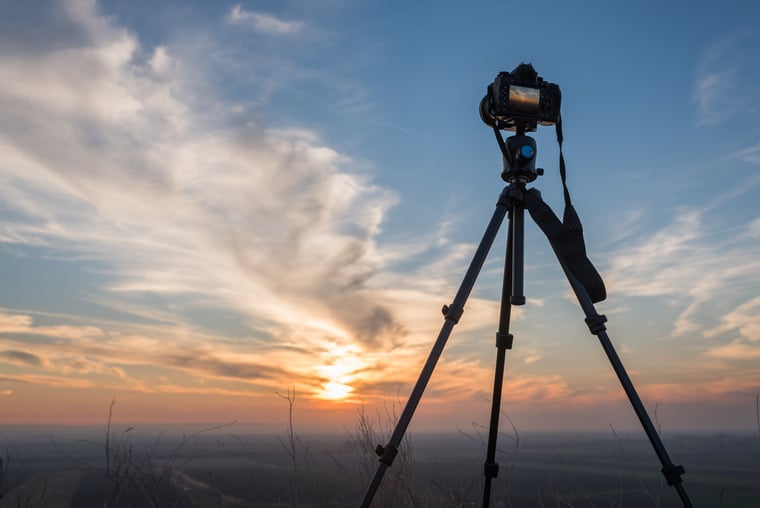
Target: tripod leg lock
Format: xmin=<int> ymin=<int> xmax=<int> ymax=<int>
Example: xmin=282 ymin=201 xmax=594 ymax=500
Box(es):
xmin=496 ymin=332 xmax=514 ymax=349
xmin=442 ymin=303 xmax=464 ymax=324
xmin=584 ymin=314 xmax=608 ymax=335
xmin=483 ymin=461 xmax=499 ymax=478
xmin=374 ymin=444 xmax=399 ymax=466
xmin=661 ymin=463 xmax=686 ymax=485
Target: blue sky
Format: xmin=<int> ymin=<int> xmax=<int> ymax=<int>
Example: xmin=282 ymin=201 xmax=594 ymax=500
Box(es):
xmin=0 ymin=0 xmax=759 ymax=432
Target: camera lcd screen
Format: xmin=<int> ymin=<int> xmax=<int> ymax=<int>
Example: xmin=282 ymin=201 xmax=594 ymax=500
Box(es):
xmin=508 ymin=86 xmax=540 ymax=116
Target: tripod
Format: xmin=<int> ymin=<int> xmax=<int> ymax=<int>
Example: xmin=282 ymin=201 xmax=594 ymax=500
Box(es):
xmin=359 ymin=126 xmax=694 ymax=507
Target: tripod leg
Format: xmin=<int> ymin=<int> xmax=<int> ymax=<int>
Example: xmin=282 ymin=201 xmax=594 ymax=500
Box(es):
xmin=482 ymin=217 xmax=516 ymax=508
xmin=359 ymin=187 xmax=513 ymax=508
xmin=510 ymin=201 xmax=526 ymax=305
xmin=560 ymin=264 xmax=694 ymax=508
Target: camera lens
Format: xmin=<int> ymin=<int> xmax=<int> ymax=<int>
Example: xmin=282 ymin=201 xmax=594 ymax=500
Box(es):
xmin=479 ymin=95 xmax=496 ymax=128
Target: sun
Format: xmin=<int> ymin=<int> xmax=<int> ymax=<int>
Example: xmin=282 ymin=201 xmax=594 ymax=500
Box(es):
xmin=320 ymin=381 xmax=354 ymax=400
xmin=317 ymin=344 xmax=363 ymax=401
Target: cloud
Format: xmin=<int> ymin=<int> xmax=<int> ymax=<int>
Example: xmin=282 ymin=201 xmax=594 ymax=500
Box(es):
xmin=0 ymin=1 xmax=401 ymax=347
xmin=228 ymin=5 xmax=303 ymax=35
xmin=603 ymin=209 xmax=703 ymax=298
xmin=0 ymin=310 xmax=290 ymax=392
xmin=705 ymin=340 xmax=760 ymax=360
xmin=603 ymin=209 xmax=760 ymax=338
xmin=0 ymin=2 xmax=511 ymax=406
xmin=749 ymin=217 xmax=760 ymax=238
xmin=705 ymin=296 xmax=760 ymax=343
xmin=736 ymin=143 xmax=760 ymax=164
xmin=693 ymin=70 xmax=735 ymax=126
xmin=0 ymin=350 xmax=47 ymax=367
xmin=693 ymin=33 xmax=760 ymax=126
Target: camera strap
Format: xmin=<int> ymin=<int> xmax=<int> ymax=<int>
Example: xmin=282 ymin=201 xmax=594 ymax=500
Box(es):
xmin=523 ymin=186 xmax=607 ymax=303
xmin=548 ymin=116 xmax=606 ymax=302
xmin=489 ymin=122 xmax=606 ymax=302
xmin=556 ymin=117 xmax=572 ymax=209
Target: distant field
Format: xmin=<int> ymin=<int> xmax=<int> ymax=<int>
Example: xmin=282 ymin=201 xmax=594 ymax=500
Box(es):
xmin=0 ymin=428 xmax=758 ymax=507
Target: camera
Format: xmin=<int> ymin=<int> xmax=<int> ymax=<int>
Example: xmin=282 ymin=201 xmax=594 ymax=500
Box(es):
xmin=480 ymin=63 xmax=561 ymax=132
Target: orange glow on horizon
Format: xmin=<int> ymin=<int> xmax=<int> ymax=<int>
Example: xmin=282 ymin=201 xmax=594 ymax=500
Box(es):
xmin=320 ymin=381 xmax=354 ymax=400
xmin=315 ymin=343 xmax=364 ymax=401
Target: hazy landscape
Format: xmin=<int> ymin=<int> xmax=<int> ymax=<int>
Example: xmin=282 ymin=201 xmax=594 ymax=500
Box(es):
xmin=1 ymin=422 xmax=758 ymax=507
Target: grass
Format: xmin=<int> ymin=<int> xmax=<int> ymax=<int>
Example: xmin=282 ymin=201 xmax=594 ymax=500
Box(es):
xmin=0 ymin=396 xmax=759 ymax=507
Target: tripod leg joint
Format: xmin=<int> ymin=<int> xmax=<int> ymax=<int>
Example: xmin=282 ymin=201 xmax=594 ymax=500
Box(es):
xmin=661 ymin=463 xmax=686 ymax=486
xmin=497 ymin=185 xmax=516 ymax=208
xmin=442 ymin=303 xmax=464 ymax=323
xmin=584 ymin=314 xmax=608 ymax=335
xmin=495 ymin=332 xmax=514 ymax=349
xmin=374 ymin=444 xmax=399 ymax=466
xmin=483 ymin=461 xmax=499 ymax=478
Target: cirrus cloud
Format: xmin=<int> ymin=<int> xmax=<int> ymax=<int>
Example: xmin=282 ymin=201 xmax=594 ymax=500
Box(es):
xmin=0 ymin=0 xmax=503 ymax=409
xmin=227 ymin=5 xmax=304 ymax=35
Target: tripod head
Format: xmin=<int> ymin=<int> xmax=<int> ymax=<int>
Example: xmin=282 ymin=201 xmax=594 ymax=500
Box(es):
xmin=500 ymin=123 xmax=544 ymax=184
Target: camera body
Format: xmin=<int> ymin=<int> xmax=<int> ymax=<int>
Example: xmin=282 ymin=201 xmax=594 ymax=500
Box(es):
xmin=481 ymin=63 xmax=561 ymax=132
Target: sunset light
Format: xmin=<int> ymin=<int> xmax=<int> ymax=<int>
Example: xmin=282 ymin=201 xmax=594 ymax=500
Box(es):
xmin=320 ymin=381 xmax=354 ymax=400
xmin=316 ymin=344 xmax=363 ymax=401
xmin=0 ymin=0 xmax=759 ymax=439
xmin=1 ymin=1 xmax=759 ymax=505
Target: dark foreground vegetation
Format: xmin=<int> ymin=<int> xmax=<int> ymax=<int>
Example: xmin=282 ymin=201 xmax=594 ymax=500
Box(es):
xmin=0 ymin=402 xmax=758 ymax=507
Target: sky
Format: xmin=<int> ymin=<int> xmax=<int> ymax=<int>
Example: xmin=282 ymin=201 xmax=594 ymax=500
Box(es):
xmin=1 ymin=0 xmax=759 ymax=434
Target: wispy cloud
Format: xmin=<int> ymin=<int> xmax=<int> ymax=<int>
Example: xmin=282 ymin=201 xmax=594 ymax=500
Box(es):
xmin=228 ymin=5 xmax=303 ymax=35
xmin=693 ymin=69 xmax=736 ymax=127
xmin=0 ymin=350 xmax=48 ymax=367
xmin=693 ymin=32 xmax=760 ymax=127
xmin=603 ymin=208 xmax=760 ymax=339
xmin=736 ymin=143 xmax=760 ymax=164
xmin=705 ymin=340 xmax=760 ymax=360
xmin=0 ymin=310 xmax=292 ymax=393
xmin=705 ymin=296 xmax=760 ymax=343
xmin=0 ymin=1 xmax=503 ymax=407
